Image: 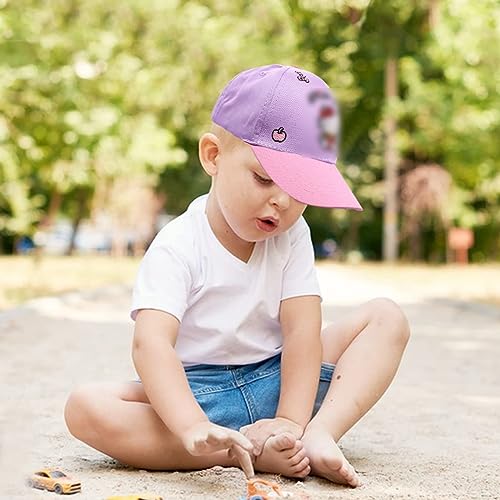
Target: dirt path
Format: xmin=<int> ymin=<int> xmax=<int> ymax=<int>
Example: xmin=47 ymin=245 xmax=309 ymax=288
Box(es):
xmin=1 ymin=266 xmax=499 ymax=499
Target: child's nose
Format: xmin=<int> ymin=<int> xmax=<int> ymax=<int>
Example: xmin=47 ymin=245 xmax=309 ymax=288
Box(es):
xmin=270 ymin=188 xmax=290 ymax=210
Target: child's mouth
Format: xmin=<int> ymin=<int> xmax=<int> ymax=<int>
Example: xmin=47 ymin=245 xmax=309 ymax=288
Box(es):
xmin=256 ymin=217 xmax=278 ymax=233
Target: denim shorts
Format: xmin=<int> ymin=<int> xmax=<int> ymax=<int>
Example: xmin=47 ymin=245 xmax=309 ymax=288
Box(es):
xmin=183 ymin=354 xmax=335 ymax=430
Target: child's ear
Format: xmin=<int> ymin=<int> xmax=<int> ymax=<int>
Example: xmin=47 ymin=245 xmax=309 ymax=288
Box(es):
xmin=199 ymin=133 xmax=221 ymax=177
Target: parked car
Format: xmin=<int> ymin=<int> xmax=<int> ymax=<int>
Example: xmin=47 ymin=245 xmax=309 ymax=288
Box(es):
xmin=27 ymin=468 xmax=81 ymax=494
xmin=34 ymin=220 xmax=112 ymax=255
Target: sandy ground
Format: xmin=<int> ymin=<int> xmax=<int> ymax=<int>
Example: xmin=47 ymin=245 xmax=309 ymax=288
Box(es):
xmin=1 ymin=265 xmax=499 ymax=499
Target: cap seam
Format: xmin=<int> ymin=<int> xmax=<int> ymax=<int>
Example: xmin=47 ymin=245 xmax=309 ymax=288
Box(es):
xmin=211 ymin=72 xmax=241 ymax=121
xmin=252 ymin=66 xmax=291 ymax=143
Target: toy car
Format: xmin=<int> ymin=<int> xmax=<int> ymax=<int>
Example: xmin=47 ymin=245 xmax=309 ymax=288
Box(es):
xmin=242 ymin=478 xmax=285 ymax=499
xmin=27 ymin=468 xmax=81 ymax=494
xmin=105 ymin=495 xmax=163 ymax=500
xmin=240 ymin=478 xmax=310 ymax=499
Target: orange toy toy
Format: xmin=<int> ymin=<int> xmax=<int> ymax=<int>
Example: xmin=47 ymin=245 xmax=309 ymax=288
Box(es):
xmin=242 ymin=478 xmax=310 ymax=499
xmin=247 ymin=478 xmax=284 ymax=498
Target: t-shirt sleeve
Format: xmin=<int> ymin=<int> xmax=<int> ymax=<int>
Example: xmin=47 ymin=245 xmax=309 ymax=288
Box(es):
xmin=130 ymin=242 xmax=192 ymax=322
xmin=281 ymin=218 xmax=322 ymax=301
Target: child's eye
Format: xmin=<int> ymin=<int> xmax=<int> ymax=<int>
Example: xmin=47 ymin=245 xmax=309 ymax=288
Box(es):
xmin=253 ymin=172 xmax=273 ymax=185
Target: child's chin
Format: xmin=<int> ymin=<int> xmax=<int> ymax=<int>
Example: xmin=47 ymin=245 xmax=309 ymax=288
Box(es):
xmin=256 ymin=233 xmax=277 ymax=242
xmin=240 ymin=226 xmax=278 ymax=242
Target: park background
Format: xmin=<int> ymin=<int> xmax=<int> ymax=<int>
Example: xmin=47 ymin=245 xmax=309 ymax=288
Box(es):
xmin=1 ymin=0 xmax=499 ymax=309
xmin=1 ymin=0 xmax=499 ymax=263
xmin=1 ymin=1 xmax=500 ymax=499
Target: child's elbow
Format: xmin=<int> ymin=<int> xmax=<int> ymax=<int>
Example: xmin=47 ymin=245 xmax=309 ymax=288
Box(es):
xmin=131 ymin=324 xmax=153 ymax=368
xmin=131 ymin=335 xmax=143 ymax=370
xmin=132 ymin=335 xmax=142 ymax=360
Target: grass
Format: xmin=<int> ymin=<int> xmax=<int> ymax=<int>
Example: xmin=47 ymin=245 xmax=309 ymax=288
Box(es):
xmin=0 ymin=255 xmax=141 ymax=310
xmin=1 ymin=256 xmax=499 ymax=311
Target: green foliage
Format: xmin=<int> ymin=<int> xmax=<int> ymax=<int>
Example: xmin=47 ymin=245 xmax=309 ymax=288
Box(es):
xmin=0 ymin=0 xmax=498 ymax=260
xmin=399 ymin=0 xmax=500 ymax=227
xmin=288 ymin=0 xmax=499 ymax=259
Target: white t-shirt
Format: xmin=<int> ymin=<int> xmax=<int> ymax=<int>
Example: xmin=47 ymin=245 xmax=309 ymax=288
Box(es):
xmin=131 ymin=194 xmax=321 ymax=366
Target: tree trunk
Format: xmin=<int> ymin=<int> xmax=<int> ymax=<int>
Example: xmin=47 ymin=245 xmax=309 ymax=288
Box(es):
xmin=409 ymin=221 xmax=422 ymax=261
xmin=66 ymin=191 xmax=87 ymax=256
xmin=39 ymin=191 xmax=62 ymax=230
xmin=428 ymin=0 xmax=440 ymax=31
xmin=383 ymin=56 xmax=399 ymax=262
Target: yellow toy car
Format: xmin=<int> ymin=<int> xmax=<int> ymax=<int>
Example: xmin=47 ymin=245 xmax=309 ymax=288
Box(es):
xmin=105 ymin=496 xmax=163 ymax=500
xmin=27 ymin=467 xmax=81 ymax=494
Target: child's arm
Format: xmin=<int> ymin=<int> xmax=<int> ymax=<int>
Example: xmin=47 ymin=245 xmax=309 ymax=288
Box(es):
xmin=277 ymin=294 xmax=322 ymax=425
xmin=241 ymin=295 xmax=322 ymax=454
xmin=133 ymin=309 xmax=254 ymax=477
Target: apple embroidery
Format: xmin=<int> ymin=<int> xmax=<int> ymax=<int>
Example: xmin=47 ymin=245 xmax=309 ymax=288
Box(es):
xmin=272 ymin=127 xmax=287 ymax=143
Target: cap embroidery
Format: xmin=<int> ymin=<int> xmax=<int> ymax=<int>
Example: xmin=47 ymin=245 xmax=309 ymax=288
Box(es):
xmin=295 ymin=71 xmax=310 ymax=83
xmin=308 ymin=89 xmax=330 ymax=103
xmin=272 ymin=127 xmax=287 ymax=143
xmin=318 ymin=106 xmax=338 ymax=152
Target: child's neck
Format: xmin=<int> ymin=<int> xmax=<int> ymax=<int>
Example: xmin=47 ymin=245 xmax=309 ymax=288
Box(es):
xmin=205 ymin=194 xmax=255 ymax=263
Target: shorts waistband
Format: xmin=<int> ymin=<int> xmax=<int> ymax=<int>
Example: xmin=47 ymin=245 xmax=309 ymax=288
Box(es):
xmin=185 ymin=353 xmax=280 ymax=371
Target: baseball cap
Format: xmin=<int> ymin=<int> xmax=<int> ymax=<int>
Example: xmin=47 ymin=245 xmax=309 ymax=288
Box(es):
xmin=211 ymin=64 xmax=362 ymax=210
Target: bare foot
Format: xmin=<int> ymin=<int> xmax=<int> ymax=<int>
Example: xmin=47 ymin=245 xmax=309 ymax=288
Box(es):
xmin=254 ymin=432 xmax=310 ymax=478
xmin=301 ymin=426 xmax=361 ymax=487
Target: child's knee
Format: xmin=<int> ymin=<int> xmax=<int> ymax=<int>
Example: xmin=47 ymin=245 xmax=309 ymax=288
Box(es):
xmin=369 ymin=297 xmax=410 ymax=346
xmin=64 ymin=384 xmax=101 ymax=438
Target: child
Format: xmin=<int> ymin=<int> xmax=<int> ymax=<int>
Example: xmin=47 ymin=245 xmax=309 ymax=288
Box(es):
xmin=64 ymin=64 xmax=410 ymax=487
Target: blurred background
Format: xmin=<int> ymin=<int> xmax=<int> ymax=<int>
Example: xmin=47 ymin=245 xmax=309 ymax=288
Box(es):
xmin=0 ymin=0 xmax=499 ymax=308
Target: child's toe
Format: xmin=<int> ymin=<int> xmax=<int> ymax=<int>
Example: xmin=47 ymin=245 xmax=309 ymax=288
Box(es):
xmin=291 ymin=459 xmax=311 ymax=478
xmin=289 ymin=447 xmax=306 ymax=464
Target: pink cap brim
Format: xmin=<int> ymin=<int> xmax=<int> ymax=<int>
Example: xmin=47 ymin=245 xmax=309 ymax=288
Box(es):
xmin=250 ymin=145 xmax=362 ymax=210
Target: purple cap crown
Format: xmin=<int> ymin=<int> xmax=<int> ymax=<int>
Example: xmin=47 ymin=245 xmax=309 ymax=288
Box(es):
xmin=211 ymin=64 xmax=361 ymax=210
xmin=212 ymin=64 xmax=339 ymax=163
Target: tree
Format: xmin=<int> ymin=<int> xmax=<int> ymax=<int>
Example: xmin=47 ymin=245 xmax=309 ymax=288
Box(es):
xmin=286 ymin=0 xmax=428 ymax=259
xmin=0 ymin=0 xmax=296 ymax=252
xmin=0 ymin=0 xmax=498 ymax=260
xmin=398 ymin=0 xmax=500 ymax=260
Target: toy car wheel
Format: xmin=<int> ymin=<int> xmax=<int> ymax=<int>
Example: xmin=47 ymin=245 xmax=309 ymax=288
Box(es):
xmin=26 ymin=479 xmax=34 ymax=488
xmin=54 ymin=484 xmax=63 ymax=494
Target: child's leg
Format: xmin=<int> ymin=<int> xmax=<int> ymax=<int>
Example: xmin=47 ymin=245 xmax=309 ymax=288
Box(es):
xmin=64 ymin=382 xmax=237 ymax=470
xmin=302 ymin=297 xmax=410 ymax=486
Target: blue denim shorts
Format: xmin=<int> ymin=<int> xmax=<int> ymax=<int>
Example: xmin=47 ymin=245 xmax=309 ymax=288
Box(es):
xmin=183 ymin=354 xmax=335 ymax=430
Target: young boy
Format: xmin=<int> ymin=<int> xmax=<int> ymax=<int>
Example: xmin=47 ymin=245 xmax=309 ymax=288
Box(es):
xmin=64 ymin=64 xmax=410 ymax=487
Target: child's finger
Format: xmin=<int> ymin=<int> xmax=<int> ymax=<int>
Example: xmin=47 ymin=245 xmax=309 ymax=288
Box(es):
xmin=239 ymin=427 xmax=270 ymax=456
xmin=231 ymin=444 xmax=255 ymax=479
xmin=243 ymin=435 xmax=265 ymax=456
xmin=253 ymin=441 xmax=265 ymax=457
xmin=227 ymin=429 xmax=254 ymax=453
xmin=240 ymin=424 xmax=251 ymax=434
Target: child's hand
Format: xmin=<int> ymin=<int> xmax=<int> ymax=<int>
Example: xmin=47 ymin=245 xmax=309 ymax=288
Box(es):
xmin=181 ymin=421 xmax=255 ymax=478
xmin=240 ymin=417 xmax=303 ymax=456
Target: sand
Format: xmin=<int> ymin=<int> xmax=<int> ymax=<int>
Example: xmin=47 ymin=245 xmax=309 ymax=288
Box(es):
xmin=1 ymin=265 xmax=499 ymax=499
